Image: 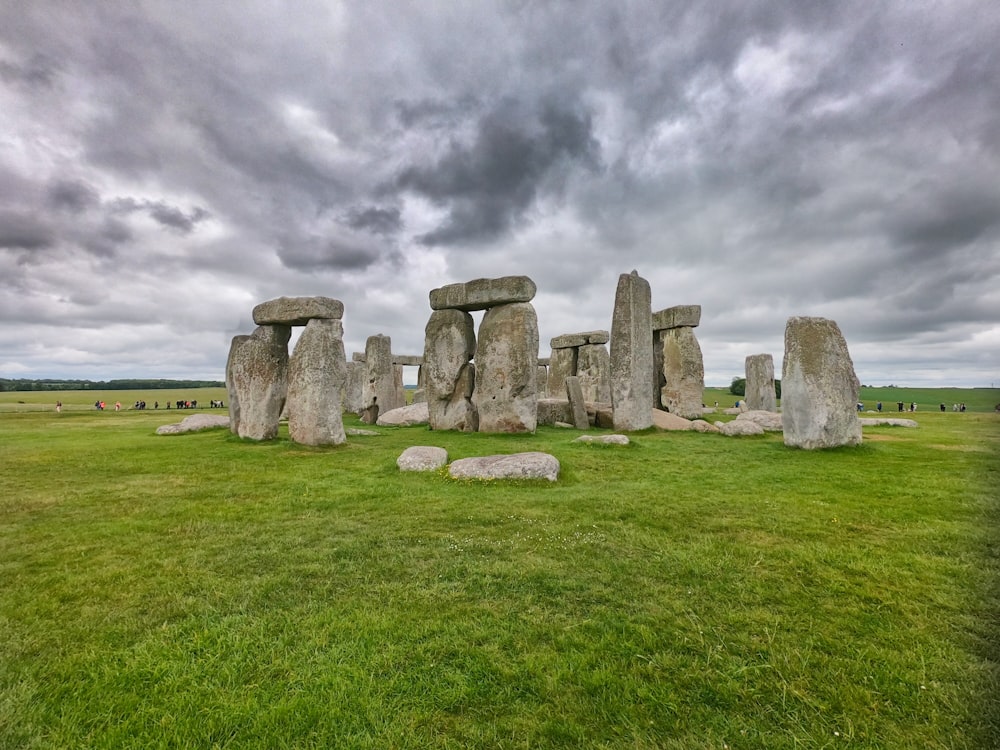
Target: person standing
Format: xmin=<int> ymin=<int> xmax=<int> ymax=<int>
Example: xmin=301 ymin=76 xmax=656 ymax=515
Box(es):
xmin=56 ymin=400 xmax=62 ymax=413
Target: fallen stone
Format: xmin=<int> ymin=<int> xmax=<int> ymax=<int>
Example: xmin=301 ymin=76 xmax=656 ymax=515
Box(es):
xmin=554 ymin=421 xmax=574 ymax=428
xmin=397 ymin=446 xmax=448 ymax=471
xmin=430 ymin=275 xmax=537 ymax=311
xmin=574 ymin=434 xmax=630 ymax=445
xmin=253 ymin=296 xmax=344 ymax=326
xmin=690 ymin=419 xmax=720 ymax=433
xmin=156 ymin=414 xmax=230 ymax=435
xmin=651 ymin=409 xmax=693 ymax=430
xmin=376 ymin=401 xmax=430 ymax=427
xmin=718 ymin=420 xmax=766 ymax=436
xmin=736 ymin=410 xmax=783 ymax=431
xmin=448 ymin=452 xmax=560 ymax=482
xmin=346 ymin=428 xmax=380 ymax=436
xmin=651 ymin=304 xmax=701 ymax=331
xmin=860 ymin=418 xmax=918 ymax=428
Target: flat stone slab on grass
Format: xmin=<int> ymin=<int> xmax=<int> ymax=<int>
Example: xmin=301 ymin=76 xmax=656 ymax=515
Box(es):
xmin=397 ymin=446 xmax=448 ymax=472
xmin=860 ymin=418 xmax=918 ymax=428
xmin=376 ymin=402 xmax=430 ymax=427
xmin=448 ymin=452 xmax=560 ymax=482
xmin=156 ymin=414 xmax=230 ymax=435
xmin=574 ymin=434 xmax=630 ymax=445
xmin=651 ymin=410 xmax=693 ymax=430
xmin=716 ymin=420 xmax=766 ymax=436
xmin=735 ymin=410 xmax=783 ymax=431
xmin=690 ymin=419 xmax=720 ymax=433
xmin=346 ymin=428 xmax=380 ymax=436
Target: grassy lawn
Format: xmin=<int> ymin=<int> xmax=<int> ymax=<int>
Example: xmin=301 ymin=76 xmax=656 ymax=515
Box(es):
xmin=0 ymin=398 xmax=997 ymax=748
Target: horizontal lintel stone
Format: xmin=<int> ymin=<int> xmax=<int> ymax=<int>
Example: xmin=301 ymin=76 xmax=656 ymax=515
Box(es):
xmin=651 ymin=304 xmax=701 ymax=331
xmin=550 ymin=330 xmax=610 ymax=348
xmin=429 ymin=275 xmax=536 ymax=311
xmin=253 ymin=296 xmax=344 ymax=326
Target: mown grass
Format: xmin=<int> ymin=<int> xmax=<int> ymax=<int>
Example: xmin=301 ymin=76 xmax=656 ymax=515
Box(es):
xmin=0 ymin=404 xmax=997 ymax=748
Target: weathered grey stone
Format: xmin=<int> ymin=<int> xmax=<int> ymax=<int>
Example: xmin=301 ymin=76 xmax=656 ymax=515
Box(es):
xmin=782 ymin=316 xmax=862 ymax=449
xmin=361 ymin=334 xmax=404 ymax=424
xmin=547 ymin=347 xmax=577 ymax=402
xmin=287 ymin=318 xmax=347 ymax=446
xmin=253 ymin=296 xmax=344 ymax=326
xmin=397 ymin=446 xmax=448 ymax=472
xmin=346 ymin=428 xmax=380 ymax=436
xmin=576 ymin=343 xmax=611 ymax=403
xmin=859 ymin=417 xmax=918 ymax=428
xmin=594 ymin=405 xmax=614 ymax=429
xmin=351 ymin=351 xmax=366 ymax=362
xmin=474 ymin=302 xmax=539 ymax=433
xmin=537 ymin=357 xmax=551 ymax=366
xmin=537 ymin=398 xmax=572 ymax=426
xmin=429 ymin=275 xmax=537 ymax=311
xmin=229 ymin=324 xmax=290 ymax=440
xmin=574 ymin=434 xmax=629 ymax=445
xmin=156 ymin=414 xmax=231 ymax=435
xmin=344 ymin=361 xmax=364 ymax=414
xmin=736 ymin=410 xmax=783 ymax=431
xmin=424 ymin=309 xmax=478 ymax=431
xmin=412 ymin=365 xmax=427 ymax=404
xmin=690 ymin=419 xmax=720 ymax=433
xmin=393 ymin=355 xmax=424 ymax=366
xmin=536 ymin=365 xmax=549 ymax=398
xmin=659 ymin=327 xmax=704 ymax=419
xmin=565 ymin=376 xmax=590 ymax=430
xmin=226 ymin=334 xmax=250 ymax=435
xmin=550 ymin=330 xmax=610 ymax=349
xmin=651 ymin=409 xmax=693 ymax=430
xmin=651 ymin=304 xmax=701 ymax=331
xmin=745 ymin=353 xmax=777 ymax=412
xmin=376 ymin=401 xmax=430 ymax=427
xmin=718 ymin=419 xmax=766 ymax=436
xmin=448 ymin=452 xmax=559 ymax=481
xmin=611 ymin=271 xmax=654 ymax=430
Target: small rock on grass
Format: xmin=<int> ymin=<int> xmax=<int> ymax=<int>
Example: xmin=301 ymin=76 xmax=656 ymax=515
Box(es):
xmin=397 ymin=446 xmax=448 ymax=472
xmin=574 ymin=434 xmax=630 ymax=445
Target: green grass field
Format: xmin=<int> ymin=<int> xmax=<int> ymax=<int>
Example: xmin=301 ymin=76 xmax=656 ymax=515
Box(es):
xmin=1 ymin=391 xmax=998 ymax=748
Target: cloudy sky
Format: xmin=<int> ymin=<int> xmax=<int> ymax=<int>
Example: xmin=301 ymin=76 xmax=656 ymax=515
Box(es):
xmin=2 ymin=2 xmax=998 ymax=387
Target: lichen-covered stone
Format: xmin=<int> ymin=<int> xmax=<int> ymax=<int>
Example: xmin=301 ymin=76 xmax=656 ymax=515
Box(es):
xmin=651 ymin=304 xmax=701 ymax=331
xmin=565 ymin=376 xmax=590 ymax=430
xmin=659 ymin=327 xmax=704 ymax=419
xmin=745 ymin=353 xmax=777 ymax=412
xmin=229 ymin=324 xmax=290 ymax=440
xmin=429 ymin=276 xmax=536 ymax=311
xmin=550 ymin=330 xmax=610 ymax=348
xmin=576 ymin=343 xmax=611 ymax=403
xmin=226 ymin=334 xmax=250 ymax=435
xmin=252 ymin=296 xmax=344 ymax=325
xmin=424 ymin=309 xmax=478 ymax=431
xmin=448 ymin=452 xmax=559 ymax=481
xmin=474 ymin=302 xmax=539 ymax=433
xmin=397 ymin=446 xmax=448 ymax=472
xmin=547 ymin=346 xmax=577 ymax=402
xmin=287 ymin=318 xmax=346 ymax=446
xmin=361 ymin=334 xmax=403 ymax=424
xmin=610 ymin=271 xmax=654 ymax=430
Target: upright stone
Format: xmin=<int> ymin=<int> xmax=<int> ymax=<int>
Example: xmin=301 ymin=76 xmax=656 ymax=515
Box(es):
xmin=547 ymin=347 xmax=577 ymax=400
xmin=393 ymin=364 xmax=406 ymax=409
xmin=782 ymin=317 xmax=861 ymax=449
xmin=565 ymin=376 xmax=590 ymax=430
xmin=474 ymin=302 xmax=539 ymax=433
xmin=745 ymin=353 xmax=777 ymax=412
xmin=229 ymin=324 xmax=291 ymax=440
xmin=576 ymin=343 xmax=611 ymax=403
xmin=287 ymin=319 xmax=347 ymax=446
xmin=412 ymin=365 xmax=427 ymax=404
xmin=343 ymin=361 xmax=364 ymax=414
xmin=361 ymin=334 xmax=402 ymax=424
xmin=536 ymin=365 xmax=549 ymax=398
xmin=660 ymin=327 xmax=704 ymax=419
xmin=424 ymin=309 xmax=478 ymax=431
xmin=226 ymin=334 xmax=250 ymax=435
xmin=610 ymin=271 xmax=653 ymax=430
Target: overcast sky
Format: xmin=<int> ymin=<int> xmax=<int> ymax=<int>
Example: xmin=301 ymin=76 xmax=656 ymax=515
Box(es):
xmin=2 ymin=2 xmax=998 ymax=387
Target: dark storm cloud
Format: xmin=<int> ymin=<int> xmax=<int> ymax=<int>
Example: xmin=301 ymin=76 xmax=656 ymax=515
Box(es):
xmin=46 ymin=180 xmax=101 ymax=214
xmin=0 ymin=52 xmax=57 ymax=87
xmin=344 ymin=206 xmax=402 ymax=235
xmin=396 ymin=97 xmax=601 ymax=245
xmin=109 ymin=198 xmax=209 ymax=234
xmin=277 ymin=235 xmax=383 ymax=272
xmin=0 ymin=211 xmax=53 ymax=250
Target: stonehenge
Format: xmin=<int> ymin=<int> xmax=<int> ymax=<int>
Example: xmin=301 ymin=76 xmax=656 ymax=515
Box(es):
xmin=653 ymin=305 xmax=704 ymax=419
xmin=548 ymin=330 xmax=611 ymax=404
xmin=610 ymin=271 xmax=654 ymax=431
xmin=745 ymin=353 xmax=777 ymax=412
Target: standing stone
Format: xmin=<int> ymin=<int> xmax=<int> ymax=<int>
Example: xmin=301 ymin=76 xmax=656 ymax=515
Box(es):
xmin=547 ymin=347 xmax=577 ymax=401
xmin=565 ymin=376 xmax=590 ymax=430
xmin=228 ymin=324 xmax=291 ymax=440
xmin=393 ymin=364 xmax=406 ymax=408
xmin=660 ymin=327 xmax=704 ymax=419
xmin=745 ymin=353 xmax=777 ymax=412
xmin=412 ymin=365 xmax=427 ymax=404
xmin=782 ymin=316 xmax=861 ymax=449
xmin=287 ymin=319 xmax=347 ymax=446
xmin=536 ymin=365 xmax=549 ymax=398
xmin=576 ymin=343 xmax=611 ymax=403
xmin=361 ymin=334 xmax=403 ymax=424
xmin=652 ymin=330 xmax=666 ymax=409
xmin=343 ymin=361 xmax=364 ymax=414
xmin=226 ymin=334 xmax=250 ymax=435
xmin=474 ymin=302 xmax=539 ymax=433
xmin=424 ymin=309 xmax=478 ymax=431
xmin=610 ymin=271 xmax=653 ymax=430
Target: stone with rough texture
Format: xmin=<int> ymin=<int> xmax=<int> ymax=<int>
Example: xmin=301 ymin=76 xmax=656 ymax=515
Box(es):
xmin=156 ymin=414 xmax=231 ymax=435
xmin=610 ymin=271 xmax=654 ymax=430
xmin=690 ymin=419 xmax=720 ymax=433
xmin=550 ymin=330 xmax=610 ymax=349
xmin=536 ymin=365 xmax=549 ymax=398
xmin=576 ymin=343 xmax=611 ymax=403
xmin=287 ymin=318 xmax=347 ymax=446
xmin=547 ymin=347 xmax=577 ymax=402
xmin=397 ymin=446 xmax=448 ymax=471
xmin=860 ymin=418 xmax=918 ymax=428
xmin=361 ymin=334 xmax=404 ymax=424
xmin=659 ymin=326 xmax=704 ymax=419
xmin=448 ymin=452 xmax=559 ymax=481
xmin=253 ymin=296 xmax=344 ymax=326
xmin=226 ymin=334 xmax=250 ymax=435
xmin=430 ymin=276 xmax=536 ymax=311
xmin=718 ymin=419 xmax=766 ymax=436
xmin=344 ymin=361 xmax=364 ymax=414
xmin=651 ymin=304 xmax=701 ymax=331
xmin=229 ymin=325 xmax=290 ymax=440
xmin=736 ymin=410 xmax=783 ymax=431
xmin=376 ymin=401 xmax=430 ymax=427
xmin=574 ymin=434 xmax=629 ymax=445
xmin=536 ymin=398 xmax=572 ymax=426
xmin=782 ymin=316 xmax=862 ymax=449
xmin=651 ymin=409 xmax=693 ymax=430
xmin=474 ymin=302 xmax=539 ymax=433
xmin=565 ymin=376 xmax=590 ymax=430
xmin=393 ymin=355 xmax=423 ymax=366
xmin=424 ymin=309 xmax=478 ymax=431
xmin=745 ymin=353 xmax=777 ymax=412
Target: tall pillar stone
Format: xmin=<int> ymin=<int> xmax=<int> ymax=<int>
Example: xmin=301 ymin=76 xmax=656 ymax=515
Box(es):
xmin=287 ymin=319 xmax=347 ymax=446
xmin=474 ymin=302 xmax=539 ymax=433
xmin=424 ymin=309 xmax=478 ymax=431
xmin=782 ymin=316 xmax=861 ymax=449
xmin=226 ymin=334 xmax=250 ymax=435
xmin=343 ymin=360 xmax=364 ymax=414
xmin=745 ymin=353 xmax=777 ymax=412
xmin=576 ymin=343 xmax=611 ymax=403
xmin=536 ymin=365 xmax=549 ymax=398
xmin=229 ymin=324 xmax=291 ymax=440
xmin=660 ymin=327 xmax=704 ymax=419
xmin=361 ymin=334 xmax=402 ymax=424
xmin=547 ymin=347 xmax=577 ymax=400
xmin=610 ymin=271 xmax=653 ymax=430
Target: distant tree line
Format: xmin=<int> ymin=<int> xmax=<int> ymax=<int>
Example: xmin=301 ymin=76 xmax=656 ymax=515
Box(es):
xmin=729 ymin=377 xmax=781 ymax=399
xmin=0 ymin=378 xmax=224 ymax=392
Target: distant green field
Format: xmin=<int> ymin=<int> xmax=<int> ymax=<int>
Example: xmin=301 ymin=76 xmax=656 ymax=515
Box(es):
xmin=0 ymin=387 xmax=229 ymax=413
xmin=703 ymin=386 xmax=1000 ymax=414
